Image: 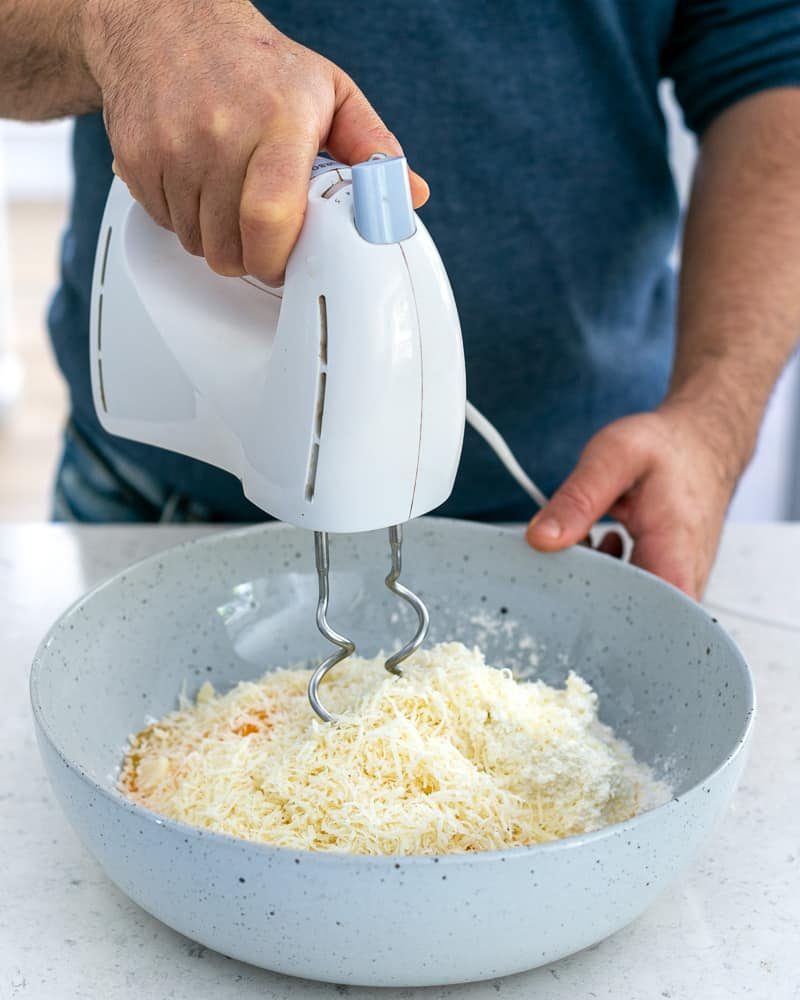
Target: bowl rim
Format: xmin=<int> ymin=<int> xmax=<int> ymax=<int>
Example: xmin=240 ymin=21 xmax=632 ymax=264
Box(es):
xmin=30 ymin=518 xmax=756 ymax=866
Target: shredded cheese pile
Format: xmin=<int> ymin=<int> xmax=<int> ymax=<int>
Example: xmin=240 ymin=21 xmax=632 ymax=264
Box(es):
xmin=120 ymin=642 xmax=665 ymax=855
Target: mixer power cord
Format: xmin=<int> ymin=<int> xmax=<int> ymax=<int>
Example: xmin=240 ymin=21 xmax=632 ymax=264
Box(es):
xmin=465 ymin=401 xmax=549 ymax=509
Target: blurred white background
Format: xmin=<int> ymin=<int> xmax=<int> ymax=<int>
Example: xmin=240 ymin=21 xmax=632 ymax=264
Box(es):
xmin=0 ymin=90 xmax=798 ymax=520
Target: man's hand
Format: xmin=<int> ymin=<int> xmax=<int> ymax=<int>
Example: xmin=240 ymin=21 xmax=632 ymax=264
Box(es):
xmin=530 ymin=87 xmax=800 ymax=600
xmin=80 ymin=0 xmax=428 ymax=284
xmin=526 ymin=400 xmax=741 ymax=600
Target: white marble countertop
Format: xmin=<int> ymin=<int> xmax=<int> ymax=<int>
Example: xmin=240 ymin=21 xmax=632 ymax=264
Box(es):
xmin=1 ymin=523 xmax=798 ymax=1000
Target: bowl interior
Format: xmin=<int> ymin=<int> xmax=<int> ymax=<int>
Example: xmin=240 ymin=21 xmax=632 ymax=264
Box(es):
xmin=32 ymin=520 xmax=753 ymax=804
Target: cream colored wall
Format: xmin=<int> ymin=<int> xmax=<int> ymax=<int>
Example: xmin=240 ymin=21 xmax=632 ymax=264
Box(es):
xmin=0 ymin=145 xmax=22 ymax=417
xmin=0 ymin=199 xmax=69 ymax=520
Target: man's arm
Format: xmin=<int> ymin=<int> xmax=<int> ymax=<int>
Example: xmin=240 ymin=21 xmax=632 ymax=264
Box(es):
xmin=0 ymin=1 xmax=100 ymax=119
xmin=527 ymin=88 xmax=800 ymax=598
xmin=0 ymin=0 xmax=427 ymax=283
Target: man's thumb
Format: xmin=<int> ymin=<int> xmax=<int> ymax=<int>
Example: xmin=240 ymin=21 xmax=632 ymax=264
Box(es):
xmin=325 ymin=88 xmax=429 ymax=207
xmin=526 ymin=429 xmax=643 ymax=551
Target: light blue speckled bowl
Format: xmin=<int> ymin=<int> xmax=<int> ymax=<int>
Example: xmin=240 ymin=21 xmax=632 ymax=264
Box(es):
xmin=30 ymin=520 xmax=754 ymax=987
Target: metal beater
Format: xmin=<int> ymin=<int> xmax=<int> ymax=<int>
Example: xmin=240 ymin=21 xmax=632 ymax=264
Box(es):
xmin=308 ymin=526 xmax=430 ymax=722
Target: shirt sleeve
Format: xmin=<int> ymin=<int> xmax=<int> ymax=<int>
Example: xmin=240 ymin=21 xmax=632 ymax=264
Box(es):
xmin=662 ymin=0 xmax=800 ymax=134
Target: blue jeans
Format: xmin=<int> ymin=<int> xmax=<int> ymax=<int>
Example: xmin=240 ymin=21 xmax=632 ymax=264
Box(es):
xmin=52 ymin=420 xmax=217 ymax=523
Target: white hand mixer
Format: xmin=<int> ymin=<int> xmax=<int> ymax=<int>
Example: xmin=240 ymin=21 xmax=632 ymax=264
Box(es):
xmin=90 ymin=153 xmax=547 ymax=721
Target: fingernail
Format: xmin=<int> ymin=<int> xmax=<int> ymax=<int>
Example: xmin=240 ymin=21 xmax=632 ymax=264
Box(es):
xmin=532 ymin=516 xmax=561 ymax=540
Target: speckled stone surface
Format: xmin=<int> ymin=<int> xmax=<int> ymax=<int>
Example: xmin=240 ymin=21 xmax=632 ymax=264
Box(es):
xmin=2 ymin=523 xmax=799 ymax=998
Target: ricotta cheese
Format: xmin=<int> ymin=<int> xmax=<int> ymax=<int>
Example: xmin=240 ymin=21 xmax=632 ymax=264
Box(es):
xmin=120 ymin=641 xmax=666 ymax=855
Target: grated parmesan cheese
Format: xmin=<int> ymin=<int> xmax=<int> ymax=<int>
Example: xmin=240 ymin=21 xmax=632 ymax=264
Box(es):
xmin=120 ymin=642 xmax=667 ymax=855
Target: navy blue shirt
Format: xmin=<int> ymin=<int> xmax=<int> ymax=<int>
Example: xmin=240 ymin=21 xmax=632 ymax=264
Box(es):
xmin=49 ymin=1 xmax=800 ymax=521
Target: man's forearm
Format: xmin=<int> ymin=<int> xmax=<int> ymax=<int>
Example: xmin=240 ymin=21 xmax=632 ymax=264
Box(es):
xmin=0 ymin=0 xmax=100 ymax=119
xmin=668 ymin=87 xmax=800 ymax=480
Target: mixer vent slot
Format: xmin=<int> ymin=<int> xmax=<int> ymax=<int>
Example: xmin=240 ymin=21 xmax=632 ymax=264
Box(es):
xmin=97 ymin=358 xmax=108 ymax=413
xmin=305 ymin=295 xmax=329 ymax=502
xmin=97 ymin=293 xmax=104 ymax=353
xmin=100 ymin=225 xmax=112 ymax=286
xmin=95 ymin=225 xmax=113 ymax=412
xmin=305 ymin=444 xmax=320 ymax=501
xmin=314 ymin=372 xmax=327 ymax=439
xmin=318 ymin=294 xmax=328 ymax=365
